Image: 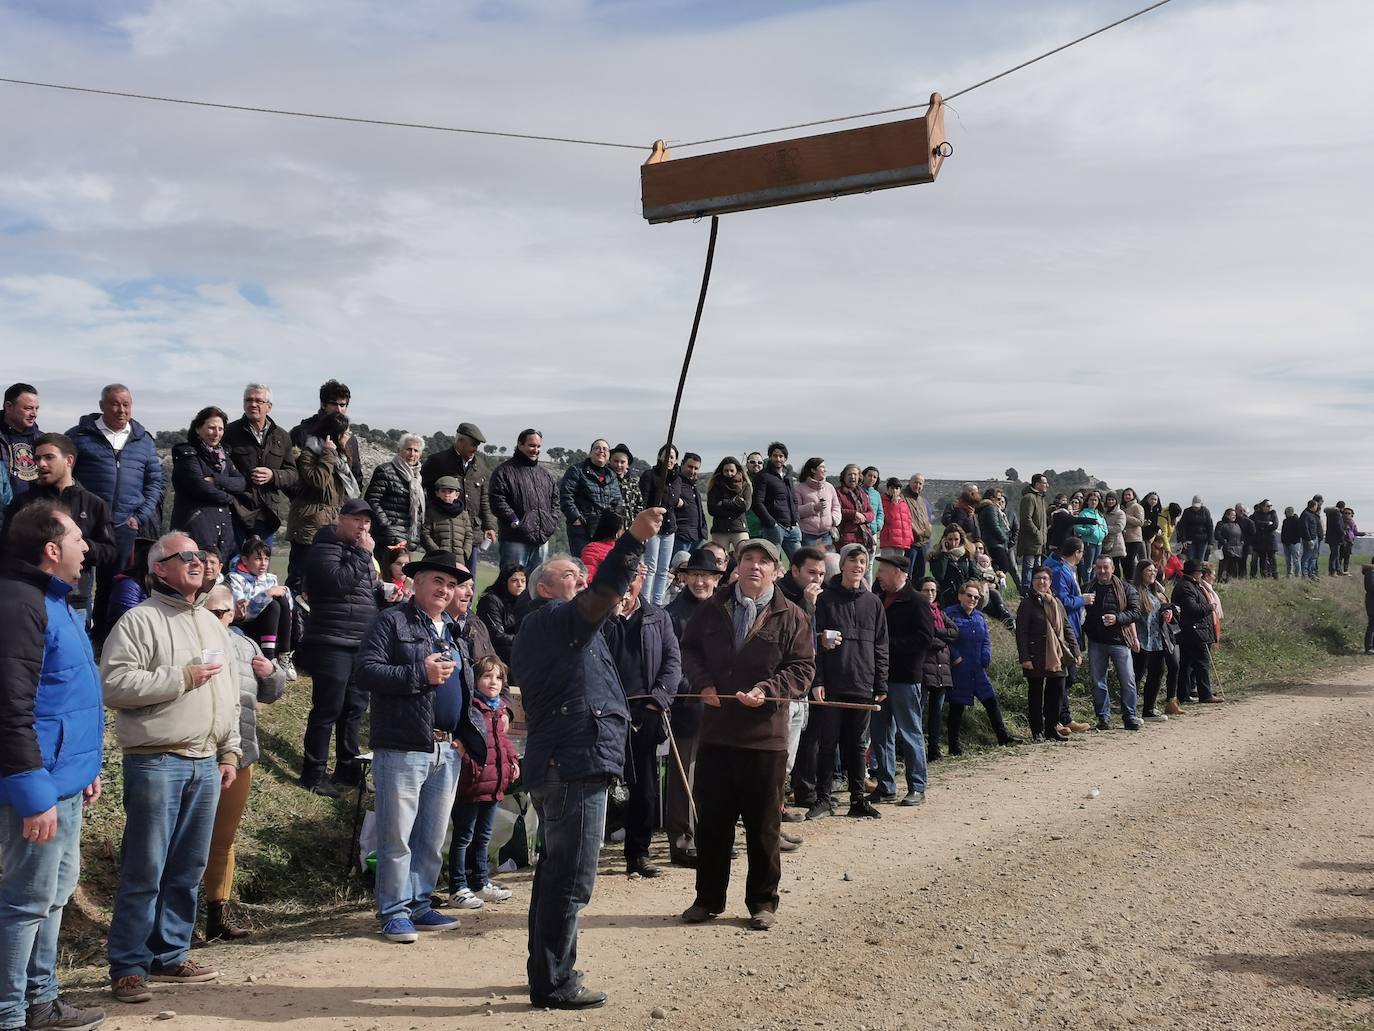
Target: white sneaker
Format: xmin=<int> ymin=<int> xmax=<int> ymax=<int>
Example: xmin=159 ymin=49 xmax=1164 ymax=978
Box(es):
xmin=476 ymin=882 xmax=512 ymax=903
xmin=450 ymin=888 xmax=484 ymax=910
xmin=277 ymin=654 xmax=298 ymax=682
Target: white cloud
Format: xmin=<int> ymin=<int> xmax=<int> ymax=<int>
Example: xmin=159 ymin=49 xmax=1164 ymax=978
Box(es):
xmin=0 ymin=0 xmax=1371 ymax=514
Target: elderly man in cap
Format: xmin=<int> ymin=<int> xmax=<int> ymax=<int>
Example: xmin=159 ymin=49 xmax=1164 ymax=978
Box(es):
xmin=298 ymin=498 xmax=378 ymax=796
xmin=663 ymin=550 xmax=724 ymax=867
xmin=680 ymin=538 xmax=814 ymax=932
xmin=356 ymin=550 xmax=480 ymax=942
xmin=421 ymin=423 xmax=498 ymax=575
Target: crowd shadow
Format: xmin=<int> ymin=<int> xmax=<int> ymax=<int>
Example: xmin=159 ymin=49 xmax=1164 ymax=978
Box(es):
xmin=1300 ymin=861 xmax=1374 ymax=874
xmin=1252 ymin=681 xmax=1374 ymax=698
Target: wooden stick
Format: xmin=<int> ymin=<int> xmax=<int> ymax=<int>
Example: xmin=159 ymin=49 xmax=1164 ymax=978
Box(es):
xmin=661 ymin=714 xmax=697 ymax=827
xmin=627 ymin=694 xmax=881 ymax=712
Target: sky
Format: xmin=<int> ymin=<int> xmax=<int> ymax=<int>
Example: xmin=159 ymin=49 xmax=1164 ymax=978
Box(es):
xmin=1 ymin=0 xmax=1371 ymax=513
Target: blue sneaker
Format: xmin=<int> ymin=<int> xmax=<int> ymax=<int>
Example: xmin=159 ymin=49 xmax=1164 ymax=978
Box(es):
xmin=412 ymin=910 xmax=460 ymax=932
xmin=381 ymin=917 xmax=418 ymax=943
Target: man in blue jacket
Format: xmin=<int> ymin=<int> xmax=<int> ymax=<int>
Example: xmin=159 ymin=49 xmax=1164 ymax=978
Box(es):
xmin=0 ymin=500 xmax=106 ymax=1031
xmin=67 ymin=384 xmax=165 ymax=639
xmin=513 ymin=504 xmax=663 ymax=1011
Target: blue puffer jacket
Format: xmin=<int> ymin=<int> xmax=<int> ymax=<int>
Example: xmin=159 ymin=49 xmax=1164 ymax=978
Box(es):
xmin=67 ymin=414 xmax=164 ymax=527
xmin=943 ymin=604 xmax=995 ymax=706
xmin=0 ymin=563 xmax=104 ymax=816
xmin=513 ymin=532 xmax=644 ymax=788
xmin=1045 ymin=554 xmax=1085 ymax=637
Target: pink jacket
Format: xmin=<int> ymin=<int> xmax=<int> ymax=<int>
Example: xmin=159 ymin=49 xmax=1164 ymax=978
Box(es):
xmin=793 ymin=479 xmax=840 ymax=537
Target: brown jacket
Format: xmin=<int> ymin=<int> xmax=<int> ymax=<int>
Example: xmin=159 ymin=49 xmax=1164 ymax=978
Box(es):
xmin=681 ymin=587 xmax=815 ymax=751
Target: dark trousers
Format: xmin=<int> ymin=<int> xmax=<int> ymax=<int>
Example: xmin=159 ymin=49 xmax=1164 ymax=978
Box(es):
xmin=242 ymin=597 xmax=293 ymax=656
xmin=988 ymin=544 xmax=1016 ymax=588
xmin=1177 ymin=636 xmax=1214 ymax=702
xmin=908 ymin=545 xmax=928 ymax=583
xmin=924 ymin=686 xmax=946 ymax=756
xmin=1134 ymin=647 xmax=1179 ymax=712
xmin=1218 ymin=555 xmax=1243 ymax=582
xmin=1254 ymin=549 xmax=1278 ymax=578
xmin=566 ymin=524 xmax=589 ymax=562
xmin=1122 ymin=541 xmax=1147 ymax=582
xmin=1365 ymin=610 xmax=1374 ymax=653
xmin=984 ymin=590 xmax=1015 ymax=629
xmin=623 ymin=712 xmax=661 ymax=866
xmin=299 ymin=643 xmax=366 ymax=785
xmin=1024 ymin=675 xmax=1065 ymax=737
xmin=448 ymin=799 xmax=497 ymax=893
xmin=93 ymin=522 xmax=138 ymax=644
xmin=947 ymin=696 xmax=1010 ymax=750
xmin=693 ymin=745 xmax=785 ymax=916
xmin=811 ymin=705 xmax=871 ymax=807
xmin=286 ymin=541 xmax=311 ymax=593
xmin=789 ymin=710 xmax=823 ymax=807
xmin=527 ymin=770 xmax=610 ymax=1004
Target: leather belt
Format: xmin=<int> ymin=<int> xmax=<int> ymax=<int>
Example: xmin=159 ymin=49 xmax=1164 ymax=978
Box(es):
xmin=432 ymin=729 xmax=452 ymax=743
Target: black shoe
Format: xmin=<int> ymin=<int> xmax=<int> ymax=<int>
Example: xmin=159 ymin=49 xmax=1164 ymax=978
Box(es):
xmin=531 ymin=987 xmax=608 ymax=1010
xmin=627 ymin=857 xmax=663 ymax=878
xmin=669 ymin=846 xmax=697 ymax=868
xmin=847 ymin=799 xmax=882 ymax=819
xmin=998 ymin=735 xmax=1023 ymax=746
xmin=899 ymin=790 xmax=926 ymax=806
xmin=302 ymin=780 xmax=340 ymax=798
xmin=1123 ymin=719 xmax=1142 ymax=731
xmin=1095 ymin=718 xmax=1112 ymax=732
xmin=948 ymin=744 xmax=963 ymax=756
xmin=865 ymin=790 xmax=898 ymax=804
xmin=927 ymin=748 xmax=942 ymax=761
xmin=805 ymin=802 xmax=834 ymax=821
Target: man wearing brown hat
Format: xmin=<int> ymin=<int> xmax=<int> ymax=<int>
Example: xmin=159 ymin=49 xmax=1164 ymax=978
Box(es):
xmin=421 ymin=422 xmax=497 ymax=574
xmin=680 ymin=538 xmax=815 ymax=931
xmin=356 ymin=550 xmax=478 ymax=941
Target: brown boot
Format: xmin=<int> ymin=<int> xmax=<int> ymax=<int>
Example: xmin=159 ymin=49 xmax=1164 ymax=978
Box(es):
xmin=1165 ymin=698 xmax=1183 ymax=716
xmin=206 ymin=901 xmax=250 ymax=941
xmin=1067 ymin=720 xmax=1092 ymax=733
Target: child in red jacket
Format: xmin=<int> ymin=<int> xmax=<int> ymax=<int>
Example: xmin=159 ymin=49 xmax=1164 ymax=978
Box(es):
xmin=448 ymin=656 xmax=520 ymax=909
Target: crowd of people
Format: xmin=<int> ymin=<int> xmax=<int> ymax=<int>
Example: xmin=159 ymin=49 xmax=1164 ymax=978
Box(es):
xmin=0 ymin=375 xmax=1367 ymax=1025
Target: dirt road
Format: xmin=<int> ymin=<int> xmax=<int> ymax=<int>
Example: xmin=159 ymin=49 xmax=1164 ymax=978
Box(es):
xmin=86 ymin=670 xmax=1374 ymax=1031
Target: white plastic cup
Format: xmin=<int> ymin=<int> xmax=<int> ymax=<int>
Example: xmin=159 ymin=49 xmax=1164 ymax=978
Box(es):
xmin=201 ymin=649 xmax=224 ymax=666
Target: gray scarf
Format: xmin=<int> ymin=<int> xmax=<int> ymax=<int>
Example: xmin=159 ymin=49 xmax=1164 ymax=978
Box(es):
xmin=391 ymin=455 xmax=425 ymax=541
xmin=731 ymin=583 xmax=775 ymax=648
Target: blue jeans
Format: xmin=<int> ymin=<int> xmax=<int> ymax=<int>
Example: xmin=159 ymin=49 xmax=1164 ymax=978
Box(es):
xmin=908 ymin=544 xmax=928 ymax=582
xmin=448 ymin=800 xmax=498 ymax=893
xmin=1019 ymin=553 xmax=1042 ymax=595
xmin=108 ymin=754 xmax=221 ymax=979
xmin=1088 ymin=641 xmax=1138 ymax=725
xmin=527 ymin=770 xmax=610 ymax=1004
xmin=1079 ymin=542 xmax=1101 ymax=583
xmin=800 ymin=531 xmax=833 ymax=549
xmin=372 ymin=745 xmax=461 ymax=925
xmin=0 ymin=794 xmax=82 ymax=1027
xmin=1302 ymin=538 xmax=1321 ymax=577
xmin=499 ymin=540 xmax=549 ymax=573
xmin=644 ymin=531 xmax=676 ymax=606
xmin=871 ymin=683 xmax=927 ymax=796
xmin=1185 ymin=540 xmax=1209 ymax=566
xmin=1284 ymin=543 xmax=1302 ymax=576
xmin=760 ymin=523 xmax=802 ymax=560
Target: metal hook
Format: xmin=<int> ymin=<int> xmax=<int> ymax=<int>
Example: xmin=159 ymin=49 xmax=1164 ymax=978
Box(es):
xmin=934 ymin=141 xmax=954 ymax=158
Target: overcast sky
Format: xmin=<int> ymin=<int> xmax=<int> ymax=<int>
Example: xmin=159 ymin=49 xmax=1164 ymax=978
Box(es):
xmin=1 ymin=0 xmax=1370 ymax=513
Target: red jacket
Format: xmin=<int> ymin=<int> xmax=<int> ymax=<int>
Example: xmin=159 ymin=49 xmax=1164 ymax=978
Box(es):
xmin=836 ymin=486 xmax=875 ymax=546
xmin=457 ymin=700 xmax=519 ymax=803
xmin=579 ymin=539 xmax=615 ymax=581
xmin=880 ymin=494 xmax=914 ymax=550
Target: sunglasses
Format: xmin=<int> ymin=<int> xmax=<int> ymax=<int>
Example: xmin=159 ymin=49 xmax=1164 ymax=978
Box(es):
xmin=166 ymin=550 xmax=207 ymax=565
xmin=209 ymin=608 xmax=232 ymax=618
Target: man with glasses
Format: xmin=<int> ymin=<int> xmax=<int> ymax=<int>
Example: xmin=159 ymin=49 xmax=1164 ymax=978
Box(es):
xmin=225 ymin=383 xmax=299 ymax=545
xmin=290 ymin=379 xmax=362 ymax=486
xmin=101 ymin=533 xmax=241 ymax=1004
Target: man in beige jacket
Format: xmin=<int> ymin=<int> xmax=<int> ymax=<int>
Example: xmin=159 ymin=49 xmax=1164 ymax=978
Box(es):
xmin=101 ymin=532 xmax=241 ymax=1005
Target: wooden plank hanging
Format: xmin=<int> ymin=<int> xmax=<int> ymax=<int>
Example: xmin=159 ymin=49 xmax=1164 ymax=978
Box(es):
xmin=642 ymin=93 xmax=947 ymax=224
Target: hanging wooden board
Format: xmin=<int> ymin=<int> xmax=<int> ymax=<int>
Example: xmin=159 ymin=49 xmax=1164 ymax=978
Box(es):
xmin=642 ymin=93 xmax=947 ymax=224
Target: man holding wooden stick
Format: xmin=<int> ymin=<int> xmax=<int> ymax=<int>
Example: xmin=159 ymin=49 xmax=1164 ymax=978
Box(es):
xmin=679 ymin=538 xmax=815 ymax=931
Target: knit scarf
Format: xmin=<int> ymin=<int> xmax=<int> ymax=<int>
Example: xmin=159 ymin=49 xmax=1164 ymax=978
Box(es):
xmin=391 ymin=455 xmax=425 ymax=539
xmin=196 ymin=438 xmax=226 ymax=473
xmin=731 ymin=583 xmax=774 ymax=648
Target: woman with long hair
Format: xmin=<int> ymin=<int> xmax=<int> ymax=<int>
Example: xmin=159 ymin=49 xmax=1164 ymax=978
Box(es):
xmin=930 ymin=527 xmax=977 ymax=607
xmin=638 ymin=443 xmax=682 ymax=605
xmin=835 ymin=464 xmax=876 ymax=549
xmin=476 ymin=564 xmax=528 ymax=666
xmin=793 ymin=457 xmax=840 ymax=550
xmin=1100 ymin=492 xmax=1128 ymax=580
xmin=1120 ymin=488 xmax=1146 ymax=581
xmin=1073 ymin=491 xmax=1107 ymax=586
xmin=918 ymin=577 xmax=957 ymax=760
xmin=706 ymin=455 xmax=752 ymax=550
xmin=1132 ymin=560 xmax=1181 ymax=718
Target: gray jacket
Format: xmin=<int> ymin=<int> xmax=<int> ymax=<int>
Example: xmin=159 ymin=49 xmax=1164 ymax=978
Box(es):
xmin=227 ymin=627 xmax=287 ymax=768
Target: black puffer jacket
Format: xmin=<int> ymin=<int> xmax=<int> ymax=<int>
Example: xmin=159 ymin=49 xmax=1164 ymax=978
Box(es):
xmin=559 ymin=460 xmax=622 ymax=528
xmin=638 ymin=466 xmax=683 ymax=535
xmin=170 ymin=442 xmax=247 ymax=553
xmin=489 ymin=453 xmax=559 ymax=545
xmin=922 ymin=606 xmax=958 ymax=691
xmin=877 ymin=582 xmax=934 ymax=684
xmin=813 ymin=576 xmax=889 ymax=700
xmin=1251 ymin=508 xmax=1279 ymax=552
xmin=356 ymin=602 xmax=486 ymax=761
xmin=751 ymin=467 xmax=798 ymax=529
xmin=476 ymin=588 xmax=520 ymax=665
xmin=707 ymin=478 xmax=751 ymax=535
xmin=301 ymin=525 xmax=378 ymax=648
xmin=1176 ymin=505 xmax=1214 ymax=545
xmin=364 ymin=460 xmax=423 ymax=550
xmin=675 ymin=479 xmax=707 ymax=543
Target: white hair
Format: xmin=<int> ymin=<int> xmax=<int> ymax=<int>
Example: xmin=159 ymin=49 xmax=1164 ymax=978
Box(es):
xmin=100 ymin=383 xmax=131 ymax=403
xmin=243 ymin=382 xmax=273 ymax=403
xmin=149 ymin=531 xmax=197 ymax=565
xmin=398 ymin=433 xmax=424 ymax=451
xmin=531 ymin=553 xmax=584 ymax=596
xmin=206 ymin=584 xmax=234 ymax=609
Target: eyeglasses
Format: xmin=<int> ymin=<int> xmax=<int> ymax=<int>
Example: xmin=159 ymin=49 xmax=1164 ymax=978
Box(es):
xmin=209 ymin=609 xmax=232 ymax=618
xmin=244 ymin=397 xmax=270 ymax=406
xmin=166 ymin=550 xmax=207 ymax=565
